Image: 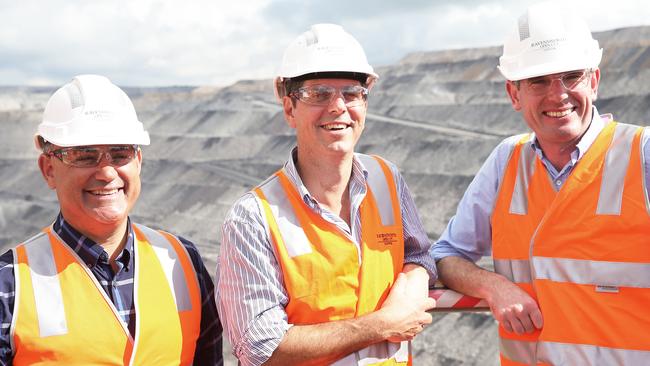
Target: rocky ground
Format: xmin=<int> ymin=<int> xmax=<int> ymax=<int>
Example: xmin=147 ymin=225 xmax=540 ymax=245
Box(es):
xmin=1 ymin=26 xmax=649 ymax=365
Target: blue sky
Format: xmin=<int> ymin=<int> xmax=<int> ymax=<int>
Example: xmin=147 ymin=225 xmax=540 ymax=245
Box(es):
xmin=1 ymin=0 xmax=648 ymax=86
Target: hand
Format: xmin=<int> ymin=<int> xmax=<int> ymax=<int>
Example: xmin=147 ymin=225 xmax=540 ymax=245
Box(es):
xmin=487 ymin=279 xmax=543 ymax=334
xmin=377 ymin=273 xmax=436 ymax=342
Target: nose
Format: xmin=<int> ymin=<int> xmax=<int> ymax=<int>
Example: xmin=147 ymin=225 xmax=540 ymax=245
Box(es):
xmin=94 ymin=154 xmax=119 ymax=181
xmin=327 ymin=92 xmax=347 ymax=114
xmin=546 ymin=78 xmax=569 ymax=101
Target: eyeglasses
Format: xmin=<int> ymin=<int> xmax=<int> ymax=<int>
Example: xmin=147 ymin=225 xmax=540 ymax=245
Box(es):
xmin=289 ymin=85 xmax=368 ymax=107
xmin=520 ymin=70 xmax=592 ymax=95
xmin=47 ymin=145 xmax=139 ymax=168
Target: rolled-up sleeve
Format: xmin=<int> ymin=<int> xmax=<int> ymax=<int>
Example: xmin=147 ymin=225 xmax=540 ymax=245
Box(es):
xmin=216 ymin=193 xmax=291 ymax=366
xmin=431 ymin=135 xmax=521 ymax=263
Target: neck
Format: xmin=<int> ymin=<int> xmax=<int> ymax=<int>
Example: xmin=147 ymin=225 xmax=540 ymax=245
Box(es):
xmin=538 ymin=140 xmax=576 ymax=171
xmin=295 ymin=147 xmax=353 ymax=225
xmin=66 ymin=217 xmax=129 ymax=261
xmin=543 ymin=109 xmax=595 ymax=170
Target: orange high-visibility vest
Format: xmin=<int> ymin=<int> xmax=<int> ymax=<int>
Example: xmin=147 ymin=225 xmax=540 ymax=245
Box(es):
xmin=11 ymin=223 xmax=202 ymax=366
xmin=492 ymin=122 xmax=650 ymax=365
xmin=255 ymin=154 xmax=409 ymax=366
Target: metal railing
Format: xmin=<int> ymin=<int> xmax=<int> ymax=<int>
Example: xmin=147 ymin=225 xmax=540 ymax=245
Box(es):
xmin=428 ymin=287 xmax=489 ymax=312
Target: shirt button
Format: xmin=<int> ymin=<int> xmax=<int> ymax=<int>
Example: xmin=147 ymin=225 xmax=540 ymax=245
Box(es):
xmin=555 ymin=180 xmax=562 ymax=186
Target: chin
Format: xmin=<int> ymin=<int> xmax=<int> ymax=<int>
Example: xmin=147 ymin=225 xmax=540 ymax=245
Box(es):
xmin=90 ymin=208 xmax=128 ymax=225
xmin=327 ymin=142 xmax=355 ymax=153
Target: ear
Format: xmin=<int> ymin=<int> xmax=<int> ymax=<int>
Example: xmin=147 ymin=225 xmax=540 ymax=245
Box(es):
xmin=135 ymin=148 xmax=143 ymax=173
xmin=282 ymin=96 xmax=297 ymax=129
xmin=590 ymin=68 xmax=601 ymax=101
xmin=38 ymin=154 xmax=57 ymax=190
xmin=505 ymin=81 xmax=522 ymax=111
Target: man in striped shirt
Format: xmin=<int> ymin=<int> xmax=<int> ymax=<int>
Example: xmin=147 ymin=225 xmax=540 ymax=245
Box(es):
xmin=1 ymin=74 xmax=222 ymax=365
xmin=217 ymin=24 xmax=437 ymax=366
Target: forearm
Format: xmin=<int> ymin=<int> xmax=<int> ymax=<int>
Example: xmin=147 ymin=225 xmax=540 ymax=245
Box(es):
xmin=438 ymin=256 xmax=543 ymax=333
xmin=265 ymin=268 xmax=436 ymax=366
xmin=264 ymin=313 xmax=387 ymax=366
xmin=436 ymin=256 xmax=510 ymax=301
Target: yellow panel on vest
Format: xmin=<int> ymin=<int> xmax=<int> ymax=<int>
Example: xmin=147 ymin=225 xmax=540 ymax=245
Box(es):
xmin=13 ymin=231 xmax=130 ymax=365
xmin=130 ymin=235 xmax=183 ymax=365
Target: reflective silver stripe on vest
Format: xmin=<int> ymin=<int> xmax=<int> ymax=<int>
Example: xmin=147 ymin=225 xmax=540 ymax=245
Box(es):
xmin=21 ymin=233 xmax=68 ymax=337
xmin=135 ymin=224 xmax=192 ymax=311
xmin=259 ymin=156 xmax=398 ymax=258
xmin=532 ymin=256 xmax=650 ymax=288
xmin=538 ymin=341 xmax=650 ymax=365
xmin=641 ymin=127 xmax=650 ymax=216
xmin=258 ymin=175 xmax=312 ymax=257
xmin=493 ymin=259 xmax=532 ymax=283
xmin=509 ymin=141 xmax=537 ymax=215
xmin=357 ymin=154 xmax=395 ymax=226
xmin=500 ymin=338 xmax=536 ymax=365
xmin=597 ymin=123 xmax=638 ymax=215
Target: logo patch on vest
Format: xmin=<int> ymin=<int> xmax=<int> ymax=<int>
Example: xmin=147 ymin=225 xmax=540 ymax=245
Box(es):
xmin=376 ymin=232 xmax=398 ymax=246
xmin=596 ymin=285 xmax=619 ymax=293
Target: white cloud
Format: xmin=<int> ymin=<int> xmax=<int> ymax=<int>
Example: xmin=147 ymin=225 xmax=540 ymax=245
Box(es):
xmin=0 ymin=0 xmax=648 ymax=86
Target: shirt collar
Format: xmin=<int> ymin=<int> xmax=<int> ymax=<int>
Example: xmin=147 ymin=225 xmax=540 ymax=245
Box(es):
xmin=52 ymin=212 xmax=134 ymax=269
xmin=529 ymin=106 xmax=608 ymax=161
xmin=284 ymin=147 xmax=369 ymax=205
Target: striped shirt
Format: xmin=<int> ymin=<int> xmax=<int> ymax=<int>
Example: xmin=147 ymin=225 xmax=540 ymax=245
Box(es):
xmin=217 ymin=150 xmax=437 ymax=366
xmin=0 ymin=213 xmax=223 ymax=365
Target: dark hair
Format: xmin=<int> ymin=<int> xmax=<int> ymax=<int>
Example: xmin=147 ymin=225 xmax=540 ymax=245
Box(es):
xmin=38 ymin=136 xmax=51 ymax=153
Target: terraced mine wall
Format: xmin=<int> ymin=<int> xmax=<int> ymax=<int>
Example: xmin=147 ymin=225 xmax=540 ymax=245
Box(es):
xmin=1 ymin=26 xmax=648 ymax=365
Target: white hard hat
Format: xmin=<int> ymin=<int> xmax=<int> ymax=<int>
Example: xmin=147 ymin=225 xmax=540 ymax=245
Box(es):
xmin=498 ymin=1 xmax=602 ymax=81
xmin=274 ymin=24 xmax=378 ymax=100
xmin=35 ymin=74 xmax=150 ymax=149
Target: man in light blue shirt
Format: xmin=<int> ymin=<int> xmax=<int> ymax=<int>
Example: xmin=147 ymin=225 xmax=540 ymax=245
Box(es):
xmin=432 ymin=2 xmax=650 ymax=365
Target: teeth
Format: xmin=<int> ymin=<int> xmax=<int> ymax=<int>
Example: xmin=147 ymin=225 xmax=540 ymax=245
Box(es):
xmin=91 ymin=189 xmax=119 ymax=196
xmin=546 ymin=109 xmax=573 ymax=118
xmin=323 ymin=123 xmax=348 ymax=130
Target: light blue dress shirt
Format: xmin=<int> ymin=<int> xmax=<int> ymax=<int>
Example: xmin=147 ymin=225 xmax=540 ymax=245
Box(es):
xmin=432 ymin=107 xmax=650 ymax=262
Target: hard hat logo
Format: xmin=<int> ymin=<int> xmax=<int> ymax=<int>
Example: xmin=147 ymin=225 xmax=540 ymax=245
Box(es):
xmin=530 ymin=38 xmax=567 ymax=51
xmin=498 ymin=1 xmax=602 ymax=81
xmin=35 ymin=75 xmax=150 ymax=149
xmin=83 ymin=110 xmax=114 ymax=120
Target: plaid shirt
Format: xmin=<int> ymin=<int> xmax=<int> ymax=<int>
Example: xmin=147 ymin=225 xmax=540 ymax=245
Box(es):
xmin=0 ymin=213 xmax=223 ymax=365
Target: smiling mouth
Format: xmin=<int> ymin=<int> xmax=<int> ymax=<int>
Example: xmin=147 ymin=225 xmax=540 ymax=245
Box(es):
xmin=87 ymin=188 xmax=121 ymax=196
xmin=322 ymin=123 xmax=350 ymax=131
xmin=544 ymin=108 xmax=575 ymax=118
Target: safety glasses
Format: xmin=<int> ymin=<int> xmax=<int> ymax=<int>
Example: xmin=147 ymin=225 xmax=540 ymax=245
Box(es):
xmin=520 ymin=69 xmax=593 ymax=95
xmin=47 ymin=145 xmax=139 ymax=168
xmin=289 ymin=84 xmax=368 ymax=107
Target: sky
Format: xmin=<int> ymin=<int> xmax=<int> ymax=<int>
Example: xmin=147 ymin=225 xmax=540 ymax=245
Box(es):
xmin=1 ymin=0 xmax=648 ymax=87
